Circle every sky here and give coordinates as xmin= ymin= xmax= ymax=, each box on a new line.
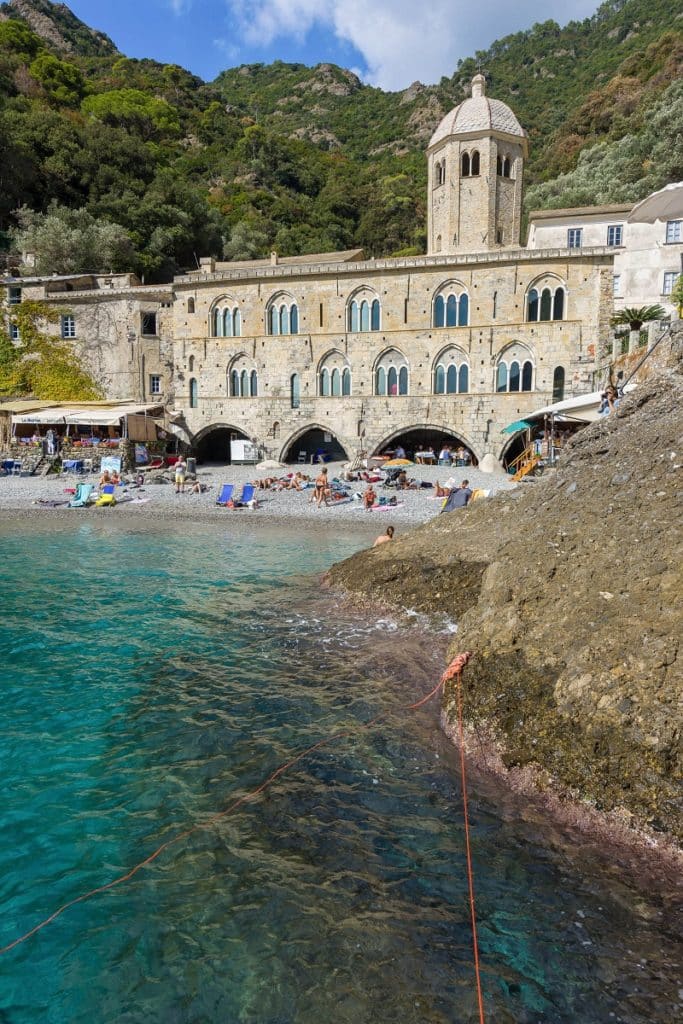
xmin=65 ymin=0 xmax=600 ymax=92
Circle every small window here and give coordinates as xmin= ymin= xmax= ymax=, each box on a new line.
xmin=9 ymin=323 xmax=20 ymax=341
xmin=552 ymin=366 xmax=565 ymax=402
xmin=189 ymin=378 xmax=198 ymax=408
xmin=290 ymin=373 xmax=300 ymax=409
xmin=521 ymin=360 xmax=533 ymax=392
xmin=567 ymin=228 xmax=582 ymax=249
xmin=141 ymin=312 xmax=157 ymax=336
xmin=665 ymin=220 xmax=682 ymax=244
xmin=470 ymin=151 xmax=480 ymax=176
xmin=502 ymin=156 xmax=511 ymax=178
xmin=187 ymin=298 xmax=195 ymax=314
xmin=606 ymin=225 xmax=623 ymax=247
xmin=496 ymin=155 xmax=502 ymax=175
xmin=149 ymin=374 xmax=162 ymax=396
xmin=461 ymin=152 xmax=470 ymax=177
xmin=342 ymin=368 xmax=351 ymax=396
xmin=663 ymin=272 xmax=678 ymax=295
xmin=250 ymin=369 xmax=258 ymax=397
xmin=61 ymin=315 xmax=76 ymax=339
xmin=8 ymin=287 xmax=21 ymax=305
xmin=613 ymin=273 xmax=621 ymax=297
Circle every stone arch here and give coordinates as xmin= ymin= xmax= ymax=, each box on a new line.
xmin=280 ymin=423 xmax=350 ymax=464
xmin=372 ymin=422 xmax=479 ymax=465
xmin=525 ymin=273 xmax=567 ymax=322
xmin=227 ymin=352 xmax=258 ymax=397
xmin=495 ymin=340 xmax=535 ymax=393
xmin=209 ymin=294 xmax=241 ymax=337
xmin=317 ymin=348 xmax=351 ymax=397
xmin=373 ymin=346 xmax=409 ymax=396
xmin=347 ymin=285 xmax=381 ymax=332
xmin=266 ymin=290 xmax=299 ymax=335
xmin=192 ymin=422 xmax=251 ymax=463
xmin=432 ymin=279 xmax=470 ymax=328
xmin=432 ymin=344 xmax=470 ymax=394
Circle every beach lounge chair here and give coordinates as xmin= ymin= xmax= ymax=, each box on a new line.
xmin=69 ymin=483 xmax=93 ymax=508
xmin=95 ymin=483 xmax=116 ymax=507
xmin=216 ymin=483 xmax=234 ymax=506
xmin=231 ymin=484 xmax=256 ymax=508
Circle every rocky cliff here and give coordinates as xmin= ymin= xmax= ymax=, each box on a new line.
xmin=329 ymin=328 xmax=683 ymax=843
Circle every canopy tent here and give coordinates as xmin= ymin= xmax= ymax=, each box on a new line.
xmin=524 ymin=390 xmax=605 ymax=424
xmin=628 ymin=182 xmax=683 ymax=223
xmin=501 ymin=419 xmax=532 ymax=435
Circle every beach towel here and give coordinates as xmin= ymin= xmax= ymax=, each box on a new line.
xmin=69 ymin=483 xmax=93 ymax=508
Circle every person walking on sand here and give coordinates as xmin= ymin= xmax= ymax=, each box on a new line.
xmin=363 ymin=484 xmax=377 ymax=509
xmin=314 ymin=467 xmax=330 ymax=507
xmin=174 ymin=456 xmax=187 ymax=494
xmin=373 ymin=525 xmax=395 ymax=546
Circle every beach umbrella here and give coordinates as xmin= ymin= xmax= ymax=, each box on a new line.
xmin=383 ymin=458 xmax=413 ymax=467
xmin=255 ymin=459 xmax=285 ymax=471
xmin=628 ymin=182 xmax=683 ymax=223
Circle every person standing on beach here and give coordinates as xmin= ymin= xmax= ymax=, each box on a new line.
xmin=174 ymin=456 xmax=187 ymax=494
xmin=314 ymin=467 xmax=330 ymax=507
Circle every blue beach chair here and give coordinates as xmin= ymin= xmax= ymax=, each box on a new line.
xmin=237 ymin=484 xmax=255 ymax=505
xmin=216 ymin=483 xmax=234 ymax=506
xmin=69 ymin=483 xmax=93 ymax=508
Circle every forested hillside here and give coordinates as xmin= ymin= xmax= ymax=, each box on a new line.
xmin=0 ymin=0 xmax=680 ymax=280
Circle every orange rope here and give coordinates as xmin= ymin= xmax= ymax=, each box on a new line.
xmin=447 ymin=652 xmax=486 ymax=1024
xmin=0 ymin=673 xmax=448 ymax=957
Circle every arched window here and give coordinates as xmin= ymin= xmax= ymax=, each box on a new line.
xmin=376 ymin=366 xmax=387 ymax=395
xmin=214 ymin=308 xmax=223 ymax=337
xmin=446 ymin=365 xmax=457 ymax=393
xmin=458 ymin=364 xmax=469 ymax=392
xmin=375 ymin=349 xmax=407 ymax=396
xmin=230 ymin=369 xmax=239 ymax=397
xmin=553 ymin=289 xmax=564 ymax=320
xmin=497 ymin=363 xmax=508 ymax=392
xmin=331 ymin=368 xmax=341 ymax=396
xmin=496 ymin=344 xmax=534 ymax=393
xmin=371 ymin=299 xmax=380 ymax=331
xmin=269 ymin=305 xmax=278 ymax=335
xmin=222 ymin=308 xmax=231 ymax=336
xmin=188 ymin=298 xmax=195 ymax=314
xmin=290 ymin=304 xmax=298 ymax=334
xmin=527 ymin=289 xmax=539 ymax=322
xmin=398 ymin=366 xmax=408 ymax=395
xmin=497 ymin=155 xmax=503 ymax=176
xmin=552 ymin=366 xmax=565 ymax=402
xmin=540 ymin=288 xmax=552 ymax=321
xmin=240 ymin=369 xmax=249 ymax=396
xmin=188 ymin=355 xmax=195 ymax=372
xmin=521 ymin=361 xmax=533 ymax=392
xmin=509 ymin=361 xmax=521 ymax=392
xmin=503 ymin=156 xmax=511 ymax=178
xmin=434 ymin=365 xmax=445 ymax=393
xmin=279 ymin=304 xmax=289 ymax=335
xmin=458 ymin=294 xmax=469 ymax=327
xmin=387 ymin=366 xmax=398 ymax=395
xmin=349 ymin=301 xmax=359 ymax=332
xmin=290 ymin=373 xmax=300 ymax=409
xmin=319 ymin=351 xmax=351 ymax=398
xmin=434 ymin=348 xmax=470 ymax=395
xmin=189 ymin=378 xmax=198 ymax=408
xmin=462 ymin=152 xmax=470 ymax=177
xmin=250 ymin=369 xmax=258 ymax=397
xmin=267 ymin=296 xmax=297 ymax=335
xmin=471 ymin=150 xmax=480 ymax=176
xmin=342 ymin=368 xmax=351 ymax=396
xmin=360 ymin=301 xmax=369 ymax=332
xmin=433 ymin=286 xmax=469 ymax=328
xmin=320 ymin=368 xmax=330 ymax=397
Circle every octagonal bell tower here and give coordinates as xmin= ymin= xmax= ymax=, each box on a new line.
xmin=427 ymin=75 xmax=528 ymax=255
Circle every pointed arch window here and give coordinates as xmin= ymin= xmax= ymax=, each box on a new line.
xmin=433 ymin=352 xmax=469 ymax=395
xmin=398 ymin=366 xmax=408 ymax=395
xmin=320 ymin=368 xmax=330 ymax=397
xmin=458 ymin=364 xmax=469 ymax=392
xmin=349 ymin=301 xmax=359 ymax=332
xmin=376 ymin=366 xmax=387 ymax=395
xmin=527 ymin=281 xmax=566 ymax=322
xmin=189 ymin=378 xmax=198 ymax=408
xmin=387 ymin=366 xmax=398 ymax=395
xmin=433 ymin=286 xmax=469 ymax=328
xmin=267 ymin=298 xmax=298 ymax=335
xmin=331 ymin=368 xmax=341 ymax=396
xmin=540 ymin=288 xmax=552 ymax=321
xmin=509 ymin=361 xmax=521 ymax=392
xmin=250 ymin=369 xmax=258 ymax=397
xmin=290 ymin=373 xmax=300 ymax=409
xmin=269 ymin=305 xmax=278 ymax=335
xmin=230 ymin=369 xmax=240 ymax=397
xmin=446 ymin=365 xmax=457 ymax=393
xmin=342 ymin=367 xmax=351 ymax=396
xmin=214 ymin=308 xmax=223 ymax=337
xmin=371 ymin=299 xmax=380 ymax=331
xmin=360 ymin=300 xmax=369 ymax=332
xmin=471 ymin=151 xmax=480 ymax=176
xmin=527 ymin=289 xmax=538 ymax=322
xmin=279 ymin=305 xmax=289 ymax=335
xmin=521 ymin=361 xmax=533 ymax=392
xmin=348 ymin=294 xmax=380 ymax=332
xmin=553 ymin=289 xmax=564 ymax=320
xmin=497 ymin=362 xmax=508 ymax=392
xmin=503 ymin=156 xmax=511 ymax=178
xmin=461 ymin=152 xmax=470 ymax=177
xmin=290 ymin=304 xmax=298 ymax=334
xmin=240 ymin=369 xmax=249 ymax=396
xmin=434 ymin=365 xmax=445 ymax=393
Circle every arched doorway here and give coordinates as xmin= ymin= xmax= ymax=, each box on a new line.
xmin=500 ymin=430 xmax=529 ymax=471
xmin=282 ymin=426 xmax=348 ymax=464
xmin=373 ymin=426 xmax=478 ymax=466
xmin=193 ymin=424 xmax=250 ymax=463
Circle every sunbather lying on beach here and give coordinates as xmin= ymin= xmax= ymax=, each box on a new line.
xmin=433 ymin=481 xmax=451 ymax=497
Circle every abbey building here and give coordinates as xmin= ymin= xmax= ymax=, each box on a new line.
xmin=4 ymin=76 xmax=619 ymax=464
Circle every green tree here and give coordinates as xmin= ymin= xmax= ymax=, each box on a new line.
xmin=611 ymin=304 xmax=667 ymax=352
xmin=29 ymin=54 xmax=85 ymax=107
xmin=81 ymin=89 xmax=180 ymax=139
xmin=13 ymin=204 xmax=135 ymax=275
xmin=0 ymin=19 xmax=42 ymax=61
xmin=1 ymin=293 xmax=101 ymax=400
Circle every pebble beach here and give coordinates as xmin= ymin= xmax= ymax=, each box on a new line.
xmin=0 ymin=460 xmax=517 ymax=526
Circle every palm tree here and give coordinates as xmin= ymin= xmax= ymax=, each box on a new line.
xmin=611 ymin=305 xmax=666 ymax=353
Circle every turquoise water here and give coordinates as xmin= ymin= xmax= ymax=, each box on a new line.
xmin=0 ymin=519 xmax=680 ymax=1024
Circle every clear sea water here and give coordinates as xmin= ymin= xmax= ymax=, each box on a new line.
xmin=0 ymin=519 xmax=680 ymax=1024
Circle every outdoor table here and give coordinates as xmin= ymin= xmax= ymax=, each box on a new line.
xmin=415 ymin=451 xmax=436 ymax=464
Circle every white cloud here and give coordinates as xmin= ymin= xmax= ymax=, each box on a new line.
xmin=224 ymin=0 xmax=599 ymax=91
xmin=168 ymin=0 xmax=192 ymax=14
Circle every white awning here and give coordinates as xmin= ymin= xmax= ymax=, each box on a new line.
xmin=12 ymin=403 xmax=163 ymax=426
xmin=527 ymin=383 xmax=636 ymax=424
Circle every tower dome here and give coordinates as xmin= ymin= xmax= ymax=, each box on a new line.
xmin=429 ymin=75 xmax=526 ymax=150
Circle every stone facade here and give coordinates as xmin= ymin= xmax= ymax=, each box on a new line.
xmin=3 ymin=77 xmax=623 ymax=464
